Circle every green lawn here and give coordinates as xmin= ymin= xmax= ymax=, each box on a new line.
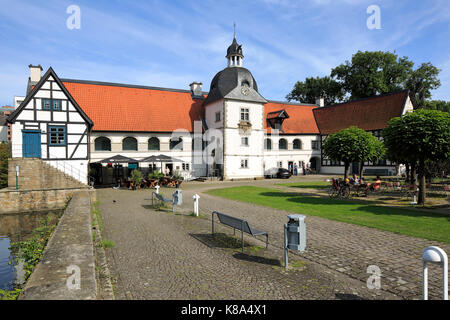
xmin=206 ymin=186 xmax=450 ymax=243
xmin=278 ymin=181 xmax=330 ymax=189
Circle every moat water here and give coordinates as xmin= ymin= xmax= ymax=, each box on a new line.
xmin=0 ymin=210 xmax=62 ymax=291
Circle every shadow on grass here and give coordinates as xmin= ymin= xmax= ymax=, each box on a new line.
xmin=259 ymin=192 xmax=450 ymax=221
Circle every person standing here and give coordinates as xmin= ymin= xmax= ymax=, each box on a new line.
xmin=302 ymin=162 xmax=306 ymax=175
xmin=165 ymin=166 xmax=170 ymax=176
xmin=294 ymin=163 xmax=298 ymax=176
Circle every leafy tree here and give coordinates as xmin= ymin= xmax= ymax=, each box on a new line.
xmin=286 ymin=76 xmax=344 ymax=105
xmin=130 ymin=169 xmax=143 ymax=189
xmin=331 ymin=51 xmax=414 ymax=100
xmin=0 ymin=142 xmax=11 ymax=188
xmin=383 ymin=109 xmax=450 ymax=205
xmin=424 ymin=100 xmax=450 ymax=113
xmin=406 ymin=62 xmax=441 ymax=109
xmin=323 ymin=126 xmax=385 ymax=179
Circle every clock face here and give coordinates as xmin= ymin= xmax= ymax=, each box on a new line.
xmin=241 ymin=86 xmax=250 ymax=96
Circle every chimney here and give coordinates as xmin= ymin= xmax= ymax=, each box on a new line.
xmin=189 ymin=82 xmax=203 ymax=97
xmin=315 ymin=97 xmax=325 ymax=107
xmin=29 ymin=64 xmax=43 ymax=83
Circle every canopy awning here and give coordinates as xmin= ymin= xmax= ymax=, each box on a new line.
xmin=96 ymin=154 xmax=140 ymax=164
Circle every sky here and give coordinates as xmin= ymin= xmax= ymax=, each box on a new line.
xmin=0 ymin=0 xmax=449 ymax=106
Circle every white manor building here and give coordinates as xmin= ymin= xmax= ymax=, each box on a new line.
xmin=7 ymin=38 xmax=414 ymax=185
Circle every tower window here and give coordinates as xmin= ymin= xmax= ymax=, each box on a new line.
xmin=240 ymin=108 xmax=249 ymax=121
xmin=241 ymin=137 xmax=249 ymax=146
xmin=215 ymin=111 xmax=221 ymax=122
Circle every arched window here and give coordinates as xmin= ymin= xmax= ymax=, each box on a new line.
xmin=122 ymin=137 xmax=138 ymax=151
xmin=279 ymin=138 xmax=287 ymax=150
xmin=148 ymin=137 xmax=160 ymax=151
xmin=94 ymin=137 xmax=111 ymax=151
xmin=293 ymin=139 xmax=302 ymax=150
xmin=264 ymin=138 xmax=272 ymax=150
xmin=170 ymin=137 xmax=183 ymax=150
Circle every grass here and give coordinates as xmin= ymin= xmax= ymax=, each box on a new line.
xmin=206 ymin=186 xmax=450 ymax=243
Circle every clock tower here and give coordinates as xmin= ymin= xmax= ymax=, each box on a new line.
xmin=203 ymin=35 xmax=267 ymax=180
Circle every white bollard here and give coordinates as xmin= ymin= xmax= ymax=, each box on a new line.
xmin=155 ymin=185 xmax=160 ymax=194
xmin=192 ymin=194 xmax=200 ymax=217
xmin=422 ymin=246 xmax=448 ymax=300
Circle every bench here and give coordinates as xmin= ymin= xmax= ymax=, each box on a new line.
xmin=364 ymin=168 xmax=389 ymax=176
xmin=152 ymin=192 xmax=178 ymax=213
xmin=212 ymin=211 xmax=268 ymax=253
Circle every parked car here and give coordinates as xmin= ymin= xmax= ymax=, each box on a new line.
xmin=276 ymin=168 xmax=292 ymax=179
xmin=265 ymin=167 xmax=292 ymax=179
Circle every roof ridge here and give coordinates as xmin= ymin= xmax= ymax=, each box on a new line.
xmin=61 ymin=78 xmax=209 ymax=96
xmin=313 ymin=89 xmax=409 ymax=110
xmin=268 ymin=100 xmax=318 ymax=106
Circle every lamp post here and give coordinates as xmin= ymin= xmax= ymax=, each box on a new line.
xmin=422 ymin=246 xmax=448 ymax=300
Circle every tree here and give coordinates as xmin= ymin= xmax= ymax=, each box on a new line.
xmin=0 ymin=142 xmax=11 ymax=188
xmin=331 ymin=51 xmax=414 ymax=100
xmin=424 ymin=100 xmax=450 ymax=113
xmin=286 ymin=76 xmax=344 ymax=105
xmin=406 ymin=62 xmax=441 ymax=109
xmin=383 ymin=109 xmax=450 ymax=205
xmin=323 ymin=126 xmax=385 ymax=179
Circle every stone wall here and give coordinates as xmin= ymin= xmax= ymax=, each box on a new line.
xmin=0 ymin=188 xmax=94 ymax=214
xmin=8 ymin=158 xmax=86 ymax=190
xmin=20 ymin=190 xmax=97 ymax=300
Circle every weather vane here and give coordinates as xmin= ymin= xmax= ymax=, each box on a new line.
xmin=233 ymin=22 xmax=236 ymax=38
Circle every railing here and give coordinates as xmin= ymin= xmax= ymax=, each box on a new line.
xmin=11 ymin=144 xmax=88 ymax=185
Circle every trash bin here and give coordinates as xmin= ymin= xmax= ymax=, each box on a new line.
xmin=286 ymin=214 xmax=306 ymax=252
xmin=172 ymin=189 xmax=183 ymax=205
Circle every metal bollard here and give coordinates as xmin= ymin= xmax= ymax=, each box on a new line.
xmin=192 ymin=194 xmax=200 ymax=217
xmin=155 ymin=185 xmax=160 ymax=194
xmin=422 ymin=246 xmax=448 ymax=300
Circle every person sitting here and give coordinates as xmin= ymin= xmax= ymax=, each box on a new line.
xmin=350 ymin=174 xmax=360 ymax=185
xmin=371 ymin=175 xmax=382 ymax=191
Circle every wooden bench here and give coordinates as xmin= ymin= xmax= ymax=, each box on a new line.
xmin=212 ymin=211 xmax=268 ymax=252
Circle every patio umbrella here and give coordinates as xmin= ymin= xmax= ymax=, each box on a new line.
xmin=140 ymin=154 xmax=184 ymax=174
xmin=96 ymin=154 xmax=140 ymax=164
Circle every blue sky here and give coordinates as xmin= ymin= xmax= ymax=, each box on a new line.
xmin=0 ymin=0 xmax=449 ymax=106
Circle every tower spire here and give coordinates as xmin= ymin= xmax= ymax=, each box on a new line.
xmin=226 ymin=23 xmax=243 ymax=67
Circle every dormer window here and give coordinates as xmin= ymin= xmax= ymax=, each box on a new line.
xmin=266 ymin=109 xmax=289 ymax=132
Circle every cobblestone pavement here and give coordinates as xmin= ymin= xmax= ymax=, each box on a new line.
xmin=98 ymin=186 xmax=400 ymax=300
xmin=98 ymin=176 xmax=448 ymax=300
xmin=178 ymin=177 xmax=449 ymax=300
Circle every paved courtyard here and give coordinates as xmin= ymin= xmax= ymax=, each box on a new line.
xmin=97 ymin=176 xmax=449 ymax=300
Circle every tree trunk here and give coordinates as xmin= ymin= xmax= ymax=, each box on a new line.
xmin=359 ymin=162 xmax=364 ymax=179
xmin=344 ymin=163 xmax=349 ymax=180
xmin=405 ymin=163 xmax=410 ymax=182
xmin=410 ymin=162 xmax=417 ymax=185
xmin=418 ymin=158 xmax=426 ymax=205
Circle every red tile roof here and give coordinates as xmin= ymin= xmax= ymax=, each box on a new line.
xmin=62 ymin=81 xmax=205 ymax=132
xmin=313 ymin=90 xmax=409 ymax=135
xmin=265 ymin=102 xmax=319 ymax=134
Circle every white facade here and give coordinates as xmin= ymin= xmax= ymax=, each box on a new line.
xmin=9 ymin=69 xmax=91 ymax=184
